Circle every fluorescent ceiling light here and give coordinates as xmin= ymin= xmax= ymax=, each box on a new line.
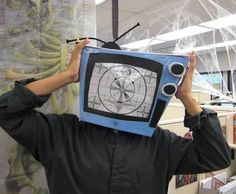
xmin=200 ymin=14 xmax=236 ymax=29
xmin=120 ymin=15 xmax=236 ymax=49
xmin=121 ymin=38 xmax=166 ymax=49
xmin=95 ymin=0 xmax=106 ymax=5
xmin=173 ymin=39 xmax=236 ymax=54
xmin=155 ymin=26 xmax=212 ymax=41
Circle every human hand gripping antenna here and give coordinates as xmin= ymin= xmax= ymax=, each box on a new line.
xmin=66 ymin=23 xmax=190 ymax=136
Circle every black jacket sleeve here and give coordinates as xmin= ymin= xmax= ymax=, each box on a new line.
xmin=168 ymin=108 xmax=231 ymax=175
xmin=0 ymin=79 xmax=80 ymax=165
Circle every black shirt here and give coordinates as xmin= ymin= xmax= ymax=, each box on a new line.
xmin=0 ymin=79 xmax=231 ymax=194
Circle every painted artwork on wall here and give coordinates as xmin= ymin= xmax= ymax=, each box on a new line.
xmin=0 ymin=0 xmax=96 ymax=194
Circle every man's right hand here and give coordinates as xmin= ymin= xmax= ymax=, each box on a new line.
xmin=66 ymin=38 xmax=90 ymax=83
xmin=26 ymin=38 xmax=90 ymax=96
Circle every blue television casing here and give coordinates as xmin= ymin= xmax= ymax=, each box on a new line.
xmin=79 ymin=46 xmax=189 ymax=136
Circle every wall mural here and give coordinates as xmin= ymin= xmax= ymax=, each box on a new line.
xmin=0 ymin=0 xmax=96 ymax=193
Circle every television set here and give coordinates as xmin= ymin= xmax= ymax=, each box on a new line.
xmin=79 ymin=46 xmax=189 ymax=136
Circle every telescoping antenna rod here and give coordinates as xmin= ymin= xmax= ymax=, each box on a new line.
xmin=113 ymin=22 xmax=140 ymax=43
xmin=66 ymin=37 xmax=106 ymax=44
xmin=66 ymin=22 xmax=140 ymax=45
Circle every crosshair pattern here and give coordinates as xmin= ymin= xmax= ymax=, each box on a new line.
xmin=137 ymin=105 xmax=150 ymax=117
xmin=94 ymin=63 xmax=108 ymax=74
xmin=144 ymin=71 xmax=157 ymax=84
xmin=88 ymin=96 xmax=101 ymax=109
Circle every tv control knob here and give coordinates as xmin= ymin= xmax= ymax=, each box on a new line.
xmin=162 ymin=83 xmax=177 ymax=96
xmin=169 ymin=63 xmax=186 ymax=77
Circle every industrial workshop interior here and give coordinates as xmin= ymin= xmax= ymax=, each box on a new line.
xmin=0 ymin=0 xmax=236 ymax=194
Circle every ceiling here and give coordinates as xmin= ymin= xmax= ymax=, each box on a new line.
xmin=96 ymin=0 xmax=178 ymax=43
xmin=96 ymin=0 xmax=236 ymax=53
xmin=96 ymin=0 xmax=160 ymax=34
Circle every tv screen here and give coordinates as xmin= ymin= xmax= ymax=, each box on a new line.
xmin=84 ymin=53 xmax=163 ymax=122
xmin=80 ymin=46 xmax=189 ymax=136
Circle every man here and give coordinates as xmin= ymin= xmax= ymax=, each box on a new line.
xmin=0 ymin=39 xmax=231 ymax=194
